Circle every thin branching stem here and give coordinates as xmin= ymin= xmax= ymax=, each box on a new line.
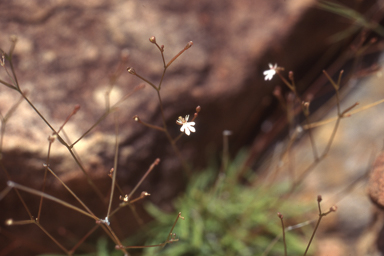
xmin=19 ymin=91 xmax=57 ymax=133
xmin=15 ymin=96 xmax=106 ymax=200
xmin=71 ymin=84 xmax=144 ymax=147
xmin=278 ymin=214 xmax=287 ymax=256
xmin=45 ymin=166 xmax=97 ymax=217
xmin=163 ymin=212 xmax=184 ymax=248
xmin=65 ymin=147 xmax=105 ymax=202
xmin=134 ymin=72 xmax=158 ymax=90
xmin=37 ymin=140 xmax=54 ymax=221
xmin=1 ymin=49 xmax=139 ymax=203
xmin=108 ymin=159 xmax=159 ymax=218
xmin=221 ymin=130 xmax=232 ymax=173
xmin=158 ymin=68 xmax=167 ymax=91
xmin=128 ymin=39 xmax=196 ymax=178
xmin=7 ymin=181 xmax=98 ymax=220
xmin=0 ymin=186 xmax=12 ymax=201
xmin=129 ymin=204 xmax=144 ymax=226
xmin=0 ymin=93 xmax=23 ymax=155
xmin=0 ymin=78 xmax=17 ymax=90
xmin=166 ymin=42 xmax=193 ymax=68
xmin=104 ymin=224 xmax=128 ymax=255
xmin=133 ymin=116 xmax=166 ymax=132
xmin=128 ymin=158 xmax=160 ymax=198
xmin=35 ymin=222 xmax=70 ymax=255
xmin=69 ymin=225 xmax=99 ymax=254
xmin=71 ymin=111 xmax=109 ymax=147
xmin=107 ymin=113 xmax=120 ymax=218
xmin=0 ymin=162 xmax=34 ymax=219
xmin=277 ymin=71 xmax=319 ymax=160
xmin=303 ymin=215 xmax=321 ymax=256
xmin=0 ymin=37 xmax=185 ymax=256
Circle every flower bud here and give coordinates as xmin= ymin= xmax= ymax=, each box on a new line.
xmin=121 ymin=48 xmax=130 ymax=60
xmin=141 ymin=191 xmax=150 ymax=197
xmin=185 ymin=41 xmax=193 ymax=49
xmin=149 ymin=36 xmax=156 ymax=43
xmin=10 ymin=35 xmax=17 ymax=43
xmin=48 ymin=134 xmax=57 ymax=143
xmin=127 ymin=67 xmax=136 ymax=75
xmin=289 ymin=71 xmax=294 ymax=81
xmin=5 ymin=219 xmax=13 ymax=225
xmin=223 ymin=130 xmax=232 ymax=136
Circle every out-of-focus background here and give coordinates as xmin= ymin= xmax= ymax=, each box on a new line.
xmin=1 ymin=0 xmax=384 ymax=255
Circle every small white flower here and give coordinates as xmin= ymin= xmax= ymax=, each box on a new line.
xmin=176 ymin=115 xmax=196 ymax=136
xmin=263 ymin=63 xmax=278 ymax=81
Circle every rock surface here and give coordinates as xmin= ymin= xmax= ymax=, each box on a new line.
xmin=0 ymin=0 xmax=382 ymax=255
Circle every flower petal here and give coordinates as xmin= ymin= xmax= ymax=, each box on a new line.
xmin=188 ymin=126 xmax=196 ymax=133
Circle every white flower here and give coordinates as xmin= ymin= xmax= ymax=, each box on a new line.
xmin=176 ymin=115 xmax=196 ymax=136
xmin=263 ymin=63 xmax=278 ymax=81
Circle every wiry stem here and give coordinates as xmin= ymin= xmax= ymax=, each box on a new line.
xmin=303 ymin=196 xmax=337 ymax=256
xmin=7 ymin=181 xmax=98 ymax=220
xmin=107 ymin=113 xmax=120 ymax=218
xmin=129 ymin=39 xmax=196 ymax=177
xmin=277 ymin=212 xmax=287 ymax=256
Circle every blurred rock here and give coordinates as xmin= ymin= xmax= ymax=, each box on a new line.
xmin=369 ymin=151 xmax=384 ymax=209
xmin=0 ymin=0 xmax=382 ymax=254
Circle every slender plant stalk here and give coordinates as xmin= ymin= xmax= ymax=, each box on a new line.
xmin=109 ymin=159 xmax=159 ymax=217
xmin=45 ymin=166 xmax=96 ymax=217
xmin=35 ymin=222 xmax=70 ymax=255
xmin=0 ymin=36 xmax=187 ymax=256
xmin=121 ymin=212 xmax=183 ymax=250
xmin=37 ymin=140 xmax=53 ymax=221
xmin=7 ymin=181 xmax=98 ymax=220
xmin=107 ymin=113 xmax=120 ymax=218
xmin=277 ymin=213 xmax=287 ymax=256
xmin=128 ymin=158 xmax=160 ymax=198
xmin=128 ymin=39 xmax=195 ymax=177
xmin=69 ymin=225 xmax=99 ymax=254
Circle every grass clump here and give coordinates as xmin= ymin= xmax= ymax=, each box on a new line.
xmin=142 ymin=151 xmax=313 ymax=256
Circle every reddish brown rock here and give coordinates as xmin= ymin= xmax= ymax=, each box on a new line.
xmin=0 ymin=0 xmax=382 ymax=255
xmin=369 ymin=151 xmax=384 ymax=208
